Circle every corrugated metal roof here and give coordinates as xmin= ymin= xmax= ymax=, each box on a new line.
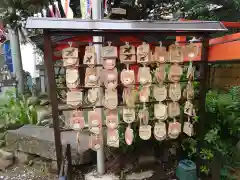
xmin=26 ymin=17 xmax=227 ymax=32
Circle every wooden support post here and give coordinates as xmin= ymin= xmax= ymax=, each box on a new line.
xmin=212 ymin=153 xmax=221 ymax=180
xmin=197 ymin=34 xmax=210 ymax=178
xmin=43 ymin=30 xmax=62 ymax=173
xmin=66 ymin=144 xmax=73 ymax=180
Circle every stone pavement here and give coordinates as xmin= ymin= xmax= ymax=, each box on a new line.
xmin=0 ymin=165 xmax=57 ymax=180
xmin=85 ymin=170 xmax=154 ymax=180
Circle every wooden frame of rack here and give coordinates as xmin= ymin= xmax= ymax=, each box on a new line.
xmin=26 ymin=17 xmax=227 ymax=179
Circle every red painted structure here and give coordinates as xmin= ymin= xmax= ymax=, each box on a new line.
xmin=52 ymin=20 xmax=240 ymax=63
xmin=50 ymin=21 xmax=240 ymax=84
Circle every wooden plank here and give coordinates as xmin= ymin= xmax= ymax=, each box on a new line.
xmin=43 ymin=30 xmax=62 ymax=173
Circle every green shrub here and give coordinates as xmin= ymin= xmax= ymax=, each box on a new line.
xmin=0 ymin=90 xmax=38 ymax=128
xmin=182 ymin=86 xmax=240 ymax=178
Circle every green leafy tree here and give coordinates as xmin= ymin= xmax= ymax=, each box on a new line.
xmin=0 ymin=0 xmax=49 ymax=28
xmin=111 ymin=0 xmax=240 ymax=22
xmin=182 ymin=0 xmax=240 ymax=21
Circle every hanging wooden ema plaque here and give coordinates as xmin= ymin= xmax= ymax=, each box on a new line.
xmin=154 ymin=102 xmax=168 ymax=121
xmin=107 ymin=129 xmax=119 ymax=148
xmin=123 ymin=108 xmax=135 ymax=145
xmin=63 ymin=43 xmax=83 ymax=108
xmin=154 ymin=121 xmax=167 ymax=141
xmin=102 ymin=41 xmax=118 ymax=58
xmin=62 ymin=42 xmax=79 ymax=67
xmin=66 ymin=82 xmax=83 ymax=107
xmin=120 ymin=42 xmax=136 ymax=64
xmin=121 ymin=68 xmax=135 ymax=87
xmin=103 ymin=89 xmax=118 ymax=110
xmin=120 ymin=41 xmax=136 ymax=146
xmin=153 ymin=83 xmax=168 ymax=122
xmin=169 ymin=43 xmax=184 ymax=64
xmin=87 ymin=88 xmax=99 ymax=104
xmin=66 ymin=83 xmax=82 ymax=111
xmin=183 ymin=100 xmax=195 ymax=137
xmin=183 ymin=58 xmax=196 ymax=137
xmin=106 ymin=109 xmax=119 ymax=130
xmin=155 ymin=64 xmax=166 ymax=85
xmin=89 ymin=134 xmax=103 ymax=151
xmin=168 ymin=64 xmax=183 ymax=83
xmin=88 ymin=108 xmax=103 ymax=151
xmin=70 ymin=110 xmax=85 ymax=131
xmin=183 ymin=80 xmax=194 ymax=100
xmin=84 ymin=43 xmax=96 ymax=66
xmin=153 ymin=85 xmax=167 ymax=102
xmin=184 ymin=40 xmax=199 ymax=60
xmin=169 ymin=83 xmax=182 ymax=102
xmin=88 ymin=109 xmax=102 ymax=135
xmin=153 ymin=76 xmax=168 ymax=141
xmin=120 ymin=42 xmax=136 ymax=87
xmin=137 ymin=42 xmax=151 ymax=63
xmin=154 ymin=41 xmax=169 ymax=64
xmin=83 ymin=44 xmax=100 ymax=106
xmin=103 ymin=41 xmax=118 ymax=71
xmin=66 ymin=68 xmax=80 ymax=89
xmin=168 ymin=102 xmax=181 ymax=139
xmin=137 ymin=42 xmax=151 ymax=106
xmin=106 ymin=109 xmax=119 ymax=148
xmin=138 ymin=107 xmax=151 ymax=140
xmin=138 ymin=66 xmax=152 ymax=85
xmin=137 ymin=42 xmax=152 ymax=85
xmin=103 ymin=58 xmax=116 ymax=70
xmin=85 ymin=67 xmax=99 ymax=87
xmin=136 ymin=41 xmax=152 ymax=141
xmin=102 ymin=68 xmax=118 ymax=90
xmin=123 ymin=87 xmax=138 ymax=108
xmin=139 ymin=86 xmax=150 ymax=103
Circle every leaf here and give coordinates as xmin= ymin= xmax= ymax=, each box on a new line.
xmin=204 ymin=128 xmax=219 ymax=143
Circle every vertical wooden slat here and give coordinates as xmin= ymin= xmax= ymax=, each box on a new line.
xmin=43 ymin=30 xmax=62 ymax=173
xmin=197 ymin=34 xmax=210 ymax=178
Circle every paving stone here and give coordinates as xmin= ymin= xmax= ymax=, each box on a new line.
xmin=6 ymin=125 xmax=94 ymax=165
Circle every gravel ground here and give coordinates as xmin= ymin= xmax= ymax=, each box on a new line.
xmin=0 ymin=165 xmax=57 ymax=180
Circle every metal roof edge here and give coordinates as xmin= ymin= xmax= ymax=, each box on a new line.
xmin=26 ymin=17 xmax=228 ymax=32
